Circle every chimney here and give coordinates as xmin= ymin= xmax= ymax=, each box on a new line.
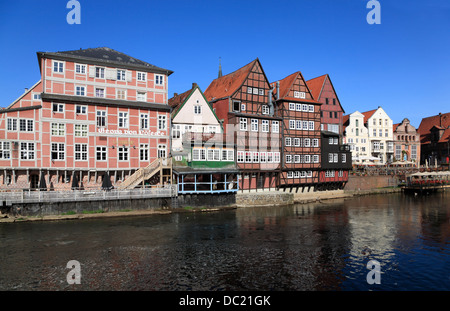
xmin=439 ymin=112 xmax=442 ymax=127
xmin=192 ymin=83 xmax=197 ymax=89
xmin=24 ymin=88 xmax=28 ymax=93
xmin=174 ymin=93 xmax=178 ymax=97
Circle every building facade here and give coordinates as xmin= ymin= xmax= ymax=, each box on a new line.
xmin=418 ymin=112 xmax=450 ymax=166
xmin=0 ymin=47 xmax=173 ymax=190
xmin=364 ymin=107 xmax=394 ymax=164
xmin=343 ymin=111 xmax=371 ymax=163
xmin=307 ymin=74 xmax=345 ymax=136
xmin=393 ymin=118 xmax=420 ymax=166
xmin=272 ymin=71 xmax=322 ymax=190
xmin=204 ymin=59 xmax=282 ymax=191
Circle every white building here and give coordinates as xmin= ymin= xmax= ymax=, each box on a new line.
xmin=343 ymin=111 xmax=371 ymax=163
xmin=344 ymin=107 xmax=394 ymax=164
xmin=169 ymin=83 xmax=222 ymax=152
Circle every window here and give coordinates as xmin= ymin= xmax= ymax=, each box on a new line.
xmin=75 ymin=64 xmax=86 ymax=74
xmin=118 ymin=147 xmax=129 ymax=161
xmin=157 ymin=145 xmax=166 ymax=158
xmin=172 ymin=124 xmax=181 ymax=139
xmin=338 ymin=170 xmax=343 ymax=177
xmin=274 ymin=152 xmax=280 ymax=163
xmin=117 ymin=70 xmax=126 ymax=81
xmin=302 ymin=104 xmax=308 ymax=112
xmin=313 ymin=155 xmax=319 ymax=163
xmin=53 ymin=61 xmax=64 ymax=73
xmin=233 ymin=101 xmax=241 ymax=112
xmin=51 ymin=123 xmax=65 ymax=136
xmin=253 ymin=88 xmax=258 ymax=95
xmin=385 ymin=129 xmax=389 ymax=137
xmin=261 ymin=120 xmax=269 ymax=132
xmin=289 ymin=103 xmax=296 ymax=111
xmin=379 ymin=129 xmax=383 ymax=137
xmin=296 ymin=104 xmax=302 ymax=111
xmin=329 ymin=137 xmax=334 ymax=145
xmin=259 ymin=89 xmax=264 ymax=96
xmin=373 ymin=129 xmax=377 ymax=137
xmin=304 ymin=138 xmax=311 ymax=147
xmin=303 ymin=121 xmax=308 ymax=130
xmin=411 ymin=145 xmax=417 ymax=160
xmin=96 ymin=111 xmax=106 ymax=127
xmin=294 ymin=171 xmax=300 ymax=178
xmin=76 ymin=105 xmax=87 ymax=114
xmin=308 ymin=121 xmax=314 ymax=131
xmin=117 ymin=89 xmax=127 ymax=100
xmin=155 ymin=74 xmax=164 ymax=85
xmin=329 ymin=153 xmax=334 ymax=163
xmin=96 ymin=146 xmax=107 ymax=161
xmin=333 ymin=99 xmax=336 ymax=105
xmin=334 ymin=153 xmax=338 ymax=163
xmin=289 ymin=120 xmax=295 ymax=129
xmin=237 ymin=151 xmax=244 ymax=163
xmin=137 ymin=92 xmax=146 ymax=102
xmin=287 ymin=171 xmax=294 ymax=179
xmin=313 ymin=139 xmax=319 ymax=147
xmin=207 ymin=149 xmax=220 ymax=161
xmin=342 ymin=153 xmax=347 ymax=163
xmin=262 ymin=105 xmax=269 ymax=115
xmin=241 ymin=104 xmax=246 ymax=111
xmin=75 ymin=144 xmax=88 ymax=161
xmin=307 ymin=171 xmax=313 ymax=178
xmin=294 ymin=91 xmax=300 ymax=98
xmin=140 ymin=114 xmax=149 ymax=129
xmin=7 ymin=119 xmax=17 ymax=131
xmin=294 ymin=138 xmax=300 ymax=147
xmin=140 ymin=144 xmax=149 ymax=161
xmin=31 ymin=93 xmax=41 ymax=100
xmin=194 ymin=105 xmax=202 ymax=115
xmin=252 ymin=152 xmax=259 ymax=163
xmin=222 ymin=149 xmax=234 ymax=161
xmin=95 ymin=88 xmax=105 ymax=98
xmin=305 ymin=155 xmax=311 ymax=163
xmin=260 ymin=152 xmax=266 ymax=163
xmin=294 ymin=155 xmax=300 ymax=163
xmin=0 ymin=142 xmax=11 ymax=159
xmin=52 ymin=103 xmax=64 ymax=113
xmin=19 ymin=119 xmax=33 ymax=132
xmin=158 ymin=115 xmax=167 ymax=130
xmin=247 ymin=87 xmax=253 ymax=94
xmin=309 ymin=105 xmax=314 ymax=112
xmin=267 ymin=152 xmax=273 ymax=162
xmin=137 ymin=72 xmax=147 ymax=82
xmin=20 ymin=142 xmax=35 ymax=160
xmin=240 ymin=118 xmax=248 ymax=131
xmin=74 ymin=124 xmax=88 ymax=137
xmin=251 ymin=119 xmax=258 ymax=132
xmin=286 ymin=155 xmax=292 ymax=163
xmin=296 ymin=120 xmax=302 ymax=130
xmin=96 ymin=67 xmax=105 ymax=78
xmin=193 ymin=148 xmax=206 ymax=161
xmin=272 ymin=121 xmax=279 ymax=133
xmin=76 ymin=86 xmax=86 ymax=96
xmin=245 ymin=152 xmax=252 ymax=163
xmin=118 ymin=112 xmax=128 ymax=128
xmin=285 ymin=137 xmax=292 ymax=146
xmin=51 ymin=143 xmax=65 ymax=160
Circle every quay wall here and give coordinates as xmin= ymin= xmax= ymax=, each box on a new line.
xmin=344 ymin=175 xmax=400 ymax=191
xmin=236 ymin=191 xmax=294 ymax=207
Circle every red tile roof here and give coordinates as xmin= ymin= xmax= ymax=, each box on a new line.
xmin=393 ymin=123 xmax=400 ymax=132
xmin=361 ymin=109 xmax=377 ymax=121
xmin=418 ymin=112 xmax=450 ymax=144
xmin=204 ymin=59 xmax=257 ymax=102
xmin=306 ymin=74 xmax=327 ymax=100
xmin=271 ymin=71 xmax=321 ymax=104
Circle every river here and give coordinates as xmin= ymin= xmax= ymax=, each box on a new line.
xmin=0 ymin=192 xmax=449 ymax=291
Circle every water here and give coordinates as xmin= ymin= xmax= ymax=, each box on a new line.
xmin=0 ymin=192 xmax=449 ymax=291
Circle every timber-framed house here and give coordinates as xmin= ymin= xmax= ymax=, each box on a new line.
xmin=272 ymin=71 xmax=322 ymax=191
xmin=204 ymin=59 xmax=282 ymax=191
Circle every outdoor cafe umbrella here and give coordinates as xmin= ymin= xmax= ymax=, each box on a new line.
xmin=38 ymin=173 xmax=47 ymax=191
xmin=102 ymin=172 xmax=113 ymax=191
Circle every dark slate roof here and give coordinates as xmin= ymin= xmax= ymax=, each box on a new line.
xmin=37 ymin=47 xmax=173 ymax=75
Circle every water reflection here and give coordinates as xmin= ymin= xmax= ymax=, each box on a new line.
xmin=0 ymin=192 xmax=449 ymax=290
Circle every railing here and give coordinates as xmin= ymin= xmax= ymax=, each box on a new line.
xmin=0 ymin=185 xmax=177 ymax=205
xmin=117 ymin=158 xmax=168 ymax=190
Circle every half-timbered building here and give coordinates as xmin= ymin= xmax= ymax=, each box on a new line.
xmin=204 ymin=59 xmax=281 ymax=191
xmin=271 ymin=71 xmax=322 ymax=191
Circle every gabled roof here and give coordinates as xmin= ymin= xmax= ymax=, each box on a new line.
xmin=307 ymin=74 xmax=345 ymax=113
xmin=393 ymin=123 xmax=400 ymax=132
xmin=271 ymin=71 xmax=320 ymax=104
xmin=204 ymin=59 xmax=258 ymax=102
xmin=169 ymin=84 xmax=223 ymax=130
xmin=37 ymin=47 xmax=173 ymax=75
xmin=418 ymin=112 xmax=450 ymax=144
xmin=361 ymin=109 xmax=377 ymax=121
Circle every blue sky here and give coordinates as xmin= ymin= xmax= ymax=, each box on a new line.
xmin=0 ymin=0 xmax=449 ymax=127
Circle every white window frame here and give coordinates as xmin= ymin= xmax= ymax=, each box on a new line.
xmin=74 ymin=124 xmax=88 ymax=137
xmin=158 ymin=115 xmax=167 ymax=130
xmin=118 ymin=146 xmax=129 ymax=161
xmin=240 ymin=118 xmax=248 ymax=131
xmin=237 ymin=151 xmax=245 ymax=163
xmin=96 ymin=110 xmax=107 ymax=127
xmin=261 ymin=120 xmax=269 ymax=132
xmin=272 ymin=121 xmax=279 ymax=133
xmin=51 ymin=143 xmax=65 ymax=161
xmin=286 ymin=154 xmax=292 ymax=163
xmin=140 ymin=144 xmax=149 ymax=161
xmin=76 ymin=105 xmax=87 ymax=114
xmin=289 ymin=103 xmax=296 ymax=111
xmin=74 ymin=143 xmax=88 ymax=161
xmin=75 ymin=63 xmax=86 ymax=74
xmin=52 ymin=103 xmax=64 ymax=113
xmin=96 ymin=146 xmax=107 ymax=161
xmin=51 ymin=123 xmax=65 ymax=136
xmin=53 ymin=61 xmax=64 ymax=73
xmin=140 ymin=113 xmax=149 ymax=130
xmin=0 ymin=142 xmax=11 ymax=160
xmin=117 ymin=69 xmax=126 ymax=81
xmin=117 ymin=89 xmax=127 ymax=100
xmin=76 ymin=85 xmax=86 ymax=96
xmin=137 ymin=72 xmax=147 ymax=82
xmin=137 ymin=91 xmax=147 ymax=102
xmin=20 ymin=142 xmax=35 ymax=160
xmin=118 ymin=112 xmax=129 ymax=128
xmin=251 ymin=119 xmax=258 ymax=132
xmin=95 ymin=67 xmax=105 ymax=79
xmin=155 ymin=74 xmax=164 ymax=85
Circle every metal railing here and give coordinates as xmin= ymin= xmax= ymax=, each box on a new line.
xmin=0 ymin=185 xmax=177 ymax=205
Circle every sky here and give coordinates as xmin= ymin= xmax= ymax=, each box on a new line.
xmin=0 ymin=0 xmax=449 ymax=128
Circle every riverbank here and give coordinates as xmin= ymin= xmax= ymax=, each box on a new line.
xmin=0 ymin=186 xmax=408 ymax=223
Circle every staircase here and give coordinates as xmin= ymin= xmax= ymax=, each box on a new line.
xmin=117 ymin=158 xmax=172 ymax=190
